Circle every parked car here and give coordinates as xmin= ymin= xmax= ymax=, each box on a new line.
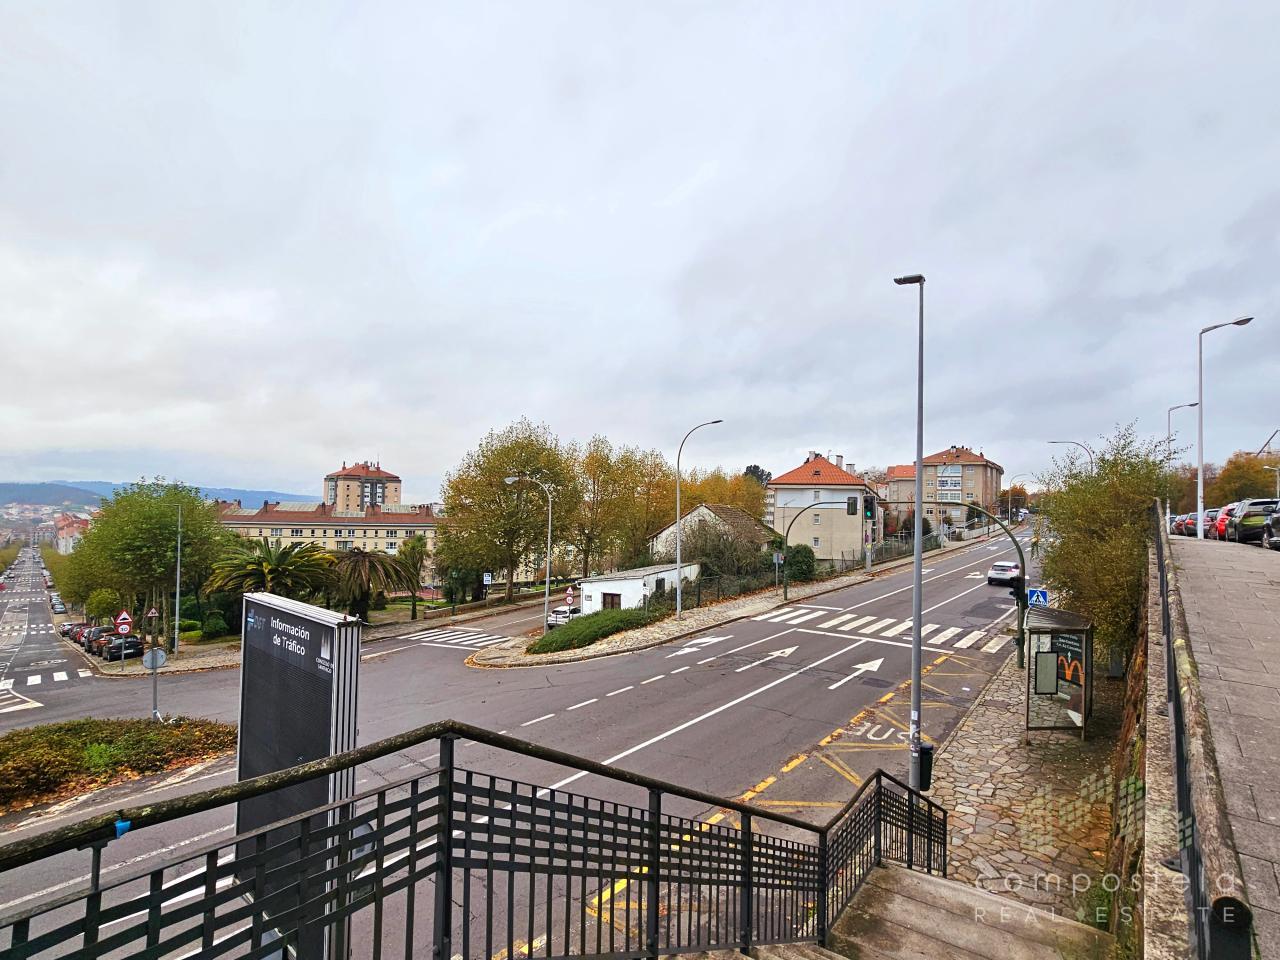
xmin=1201 ymin=508 xmax=1219 ymax=534
xmin=987 ymin=560 xmax=1022 ymax=586
xmin=51 ymin=602 xmax=66 ymax=614
xmin=1214 ymin=503 xmax=1239 ymax=540
xmin=546 ymin=605 xmax=583 ymax=628
xmin=86 ymin=627 xmax=116 ymax=657
xmin=1264 ymin=512 xmax=1280 ymax=551
xmin=102 ymin=635 xmax=143 ymax=661
xmin=1171 ymin=514 xmax=1187 ymax=536
xmin=1228 ymin=498 xmax=1278 ymax=544
xmin=61 ymin=621 xmax=87 ymax=638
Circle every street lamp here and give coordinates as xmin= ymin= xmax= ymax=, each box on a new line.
xmin=1198 ymin=317 xmax=1253 ymax=538
xmin=675 ymin=419 xmax=723 ymax=618
xmin=1048 ymin=440 xmax=1095 ymax=472
xmin=894 ymin=272 xmax=926 ymax=792
xmin=505 ymin=475 xmax=553 ymax=635
xmin=1166 ymin=401 xmax=1198 ymax=529
xmin=1265 ymin=466 xmax=1280 ymax=500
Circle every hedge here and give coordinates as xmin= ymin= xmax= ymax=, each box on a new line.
xmin=527 ymin=608 xmax=652 ymax=654
xmin=0 ymin=717 xmax=237 ymax=809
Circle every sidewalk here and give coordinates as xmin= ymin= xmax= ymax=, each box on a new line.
xmin=1169 ymin=537 xmax=1280 ymax=952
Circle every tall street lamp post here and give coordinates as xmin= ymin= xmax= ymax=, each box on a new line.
xmin=1048 ymin=440 xmax=1095 ymax=472
xmin=505 ymin=475 xmax=553 ymax=636
xmin=894 ymin=272 xmax=926 ymax=792
xmin=1166 ymin=401 xmax=1198 ymax=528
xmin=675 ymin=419 xmax=722 ymax=618
xmin=1198 ymin=317 xmax=1253 ymax=538
xmin=1006 ymin=473 xmax=1031 ymax=526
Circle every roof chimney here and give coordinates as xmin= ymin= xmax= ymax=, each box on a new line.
xmin=835 ymin=455 xmax=844 ymax=470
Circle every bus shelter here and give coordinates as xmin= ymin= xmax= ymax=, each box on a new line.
xmin=1025 ymin=605 xmax=1094 ymax=739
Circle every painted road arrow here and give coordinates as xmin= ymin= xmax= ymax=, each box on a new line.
xmin=828 ymin=657 xmax=885 ymax=690
xmin=666 ymin=636 xmax=731 ymax=658
xmin=735 ymin=646 xmax=797 ymax=673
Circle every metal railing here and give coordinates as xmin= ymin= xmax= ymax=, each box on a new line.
xmin=1152 ymin=505 xmax=1253 ymax=958
xmin=0 ymin=721 xmax=945 ymax=959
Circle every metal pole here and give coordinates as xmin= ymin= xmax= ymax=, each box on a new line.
xmin=675 ymin=419 xmax=722 ymax=619
xmin=1197 ymin=331 xmax=1205 ymax=539
xmin=173 ymin=504 xmax=182 ymax=656
xmin=542 ymin=484 xmax=552 ymax=636
xmin=1048 ymin=440 xmax=1095 ymax=472
xmin=151 ymin=654 xmax=159 ymax=721
xmin=910 ymin=280 xmax=924 ymax=792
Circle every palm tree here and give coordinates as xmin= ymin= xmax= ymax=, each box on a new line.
xmin=394 ymin=535 xmax=430 ymax=620
xmin=331 ymin=547 xmax=403 ymax=622
xmin=205 ymin=539 xmax=334 ymax=598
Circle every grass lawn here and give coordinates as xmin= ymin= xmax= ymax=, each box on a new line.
xmin=0 ymin=717 xmax=237 ymax=811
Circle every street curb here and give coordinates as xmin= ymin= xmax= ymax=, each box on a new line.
xmin=465 ymin=535 xmax=1003 ymax=670
xmin=363 ymin=596 xmax=547 ymax=645
xmin=60 ymin=637 xmax=240 ymax=679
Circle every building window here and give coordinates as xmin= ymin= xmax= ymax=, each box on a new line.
xmin=386 ymin=542 xmax=396 ymax=552
xmin=966 ymin=493 xmax=976 ymax=502
xmin=812 ymin=537 xmax=820 ymax=547
xmin=386 ymin=530 xmax=397 ymax=538
xmin=926 ymin=508 xmax=934 ymax=516
xmin=290 ymin=529 xmax=303 ymax=537
xmin=310 ymin=529 xmax=316 ymax=536
xmin=346 ymin=529 xmax=355 ymax=537
xmin=813 ymin=490 xmax=821 ymax=501
xmin=965 ymin=465 xmax=975 ymax=473
xmin=270 ymin=528 xmax=282 ymax=537
xmin=336 ymin=540 xmax=353 ymax=550
xmin=813 ymin=513 xmax=820 ymax=524
xmin=257 ymin=528 xmax=263 ymax=536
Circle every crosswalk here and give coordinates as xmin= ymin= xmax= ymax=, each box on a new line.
xmin=751 ymin=607 xmax=1011 ymax=654
xmin=0 ymin=625 xmax=55 ymax=635
xmin=0 ymin=669 xmax=92 ymax=690
xmin=395 ymin=626 xmax=512 ymax=650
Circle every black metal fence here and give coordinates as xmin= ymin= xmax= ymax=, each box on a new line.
xmin=1152 ymin=506 xmax=1253 ymax=959
xmin=0 ymin=721 xmax=945 ymax=959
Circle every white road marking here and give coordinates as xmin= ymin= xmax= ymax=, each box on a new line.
xmin=928 ymin=627 xmax=962 ymax=646
xmin=954 ymin=630 xmax=986 ymax=649
xmin=606 ymin=686 xmax=633 ymax=697
xmin=828 ymin=655 xmax=883 ymax=690
xmin=818 ymin=613 xmax=854 ymax=629
xmin=796 ymin=604 xmax=843 ymax=611
xmin=881 ymin=620 xmax=912 ymax=637
xmin=981 ymin=635 xmax=1009 ymax=653
xmin=753 ymin=608 xmax=796 ymax=622
xmin=920 ymin=624 xmax=939 ymax=636
xmin=26 ymin=675 xmax=40 ymax=686
xmin=922 ymin=582 xmax=987 ymax=615
xmin=0 ymin=679 xmax=11 ymax=690
xmin=78 ymin=669 xmax=91 ymax=678
xmin=778 ymin=610 xmax=824 ymax=625
xmin=53 ymin=671 xmax=67 ymax=681
xmin=863 ymin=618 xmax=896 ymax=634
xmin=542 ymin=637 xmax=868 ymax=794
xmin=521 ymin=714 xmax=554 ymax=727
xmin=671 ymin=666 xmax=689 ymax=674
xmin=641 ymin=675 xmax=664 ymax=685
xmin=838 ymin=615 xmax=877 ymax=632
xmin=734 ymin=646 xmax=796 ymax=673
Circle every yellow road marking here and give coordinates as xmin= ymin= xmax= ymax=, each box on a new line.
xmin=818 ymin=753 xmax=863 ymax=786
xmin=781 ymin=753 xmax=807 ymax=773
xmin=755 ymin=799 xmax=842 ymax=808
xmin=738 ymin=775 xmax=776 ymax=802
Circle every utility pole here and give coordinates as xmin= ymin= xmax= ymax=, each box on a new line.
xmin=173 ymin=504 xmax=182 ymax=656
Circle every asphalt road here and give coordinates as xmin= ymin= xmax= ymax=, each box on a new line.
xmin=0 ymin=531 xmax=1038 ymax=947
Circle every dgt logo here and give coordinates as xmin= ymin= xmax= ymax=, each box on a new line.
xmin=246 ymin=609 xmax=262 ymax=632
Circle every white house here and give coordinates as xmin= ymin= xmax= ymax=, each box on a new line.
xmin=648 ymin=503 xmax=775 ymax=557
xmin=579 ymin=562 xmax=701 ymax=614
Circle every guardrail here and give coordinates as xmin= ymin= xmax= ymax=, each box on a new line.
xmin=1152 ymin=505 xmax=1253 ymax=958
xmin=0 ymin=720 xmax=945 ymax=959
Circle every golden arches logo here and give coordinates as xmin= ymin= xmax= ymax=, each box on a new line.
xmin=1058 ymin=655 xmax=1083 ymax=684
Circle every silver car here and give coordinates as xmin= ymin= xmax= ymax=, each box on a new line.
xmin=986 ymin=560 xmax=1021 ymax=586
xmin=545 ymin=605 xmax=582 ymax=628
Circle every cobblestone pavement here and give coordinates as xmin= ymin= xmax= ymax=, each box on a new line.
xmin=928 ymin=649 xmax=1124 ymax=920
xmin=1170 ymin=536 xmax=1280 ymax=954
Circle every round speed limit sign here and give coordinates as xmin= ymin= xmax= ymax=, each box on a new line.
xmin=116 ymin=623 xmax=131 ymax=636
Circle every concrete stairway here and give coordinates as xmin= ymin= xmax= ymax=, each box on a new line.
xmin=828 ymin=866 xmax=1113 ymax=960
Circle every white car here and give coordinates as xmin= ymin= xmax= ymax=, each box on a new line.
xmin=986 ymin=561 xmax=1022 ymax=586
xmin=546 ymin=605 xmax=582 ymax=628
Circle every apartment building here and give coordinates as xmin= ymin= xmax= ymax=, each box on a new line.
xmin=765 ymin=453 xmax=879 ymax=563
xmin=324 ymin=461 xmax=402 ymax=510
xmin=921 ymin=445 xmax=1004 ymax=524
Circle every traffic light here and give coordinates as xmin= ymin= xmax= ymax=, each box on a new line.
xmin=864 ymin=495 xmax=876 ymax=521
xmin=1008 ymin=574 xmax=1025 ymax=603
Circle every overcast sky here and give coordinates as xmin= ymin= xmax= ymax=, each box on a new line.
xmin=2 ymin=2 xmax=1276 ymax=502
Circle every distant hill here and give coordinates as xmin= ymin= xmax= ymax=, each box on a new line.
xmin=68 ymin=481 xmax=313 ymax=505
xmin=0 ymin=483 xmax=102 ymax=507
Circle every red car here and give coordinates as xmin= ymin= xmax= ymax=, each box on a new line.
xmin=1214 ymin=503 xmax=1239 ymax=540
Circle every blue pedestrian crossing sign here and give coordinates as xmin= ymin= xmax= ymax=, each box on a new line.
xmin=1027 ymin=588 xmax=1049 ymax=607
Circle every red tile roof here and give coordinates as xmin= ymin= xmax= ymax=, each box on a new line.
xmin=769 ymin=455 xmax=869 ymax=487
xmin=217 ymin=501 xmax=434 ymax=524
xmin=922 ymin=446 xmax=1003 ymax=471
xmin=325 ymin=461 xmax=401 ymax=481
xmin=886 ymin=465 xmax=915 ymax=480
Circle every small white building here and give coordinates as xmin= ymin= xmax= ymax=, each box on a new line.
xmin=579 ymin=562 xmax=701 ymax=614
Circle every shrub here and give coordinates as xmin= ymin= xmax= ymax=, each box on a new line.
xmin=85 ymin=588 xmax=123 ymax=622
xmin=179 ymin=630 xmax=202 ymax=645
xmin=784 ymin=544 xmax=817 ymax=581
xmin=178 ymin=619 xmax=200 ymax=632
xmin=528 ymin=608 xmax=652 ymax=654
xmin=0 ymin=717 xmax=237 ymax=808
xmin=202 ymin=613 xmax=230 ymax=639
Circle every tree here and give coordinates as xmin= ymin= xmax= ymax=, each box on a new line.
xmin=673 ymin=523 xmax=767 ymax=577
xmin=1038 ymin=424 xmax=1172 ymax=661
xmin=784 ymin=543 xmax=817 ymax=581
xmin=85 ymin=588 xmax=122 ymax=622
xmin=440 ymin=419 xmax=573 ymax=601
xmin=743 ymin=464 xmax=772 ymax=486
xmin=332 ymin=548 xmax=402 ymax=622
xmin=613 ymin=447 xmax=676 ymax=568
xmin=1206 ymin=451 xmax=1280 ymax=506
xmin=684 ymin=468 xmax=767 ymax=519
xmin=205 ymin=538 xmax=335 ymax=599
xmin=566 ymin=436 xmax=631 ymax=578
xmin=997 ymin=484 xmax=1029 ymax=516
xmin=394 ymin=535 xmax=430 ymax=620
